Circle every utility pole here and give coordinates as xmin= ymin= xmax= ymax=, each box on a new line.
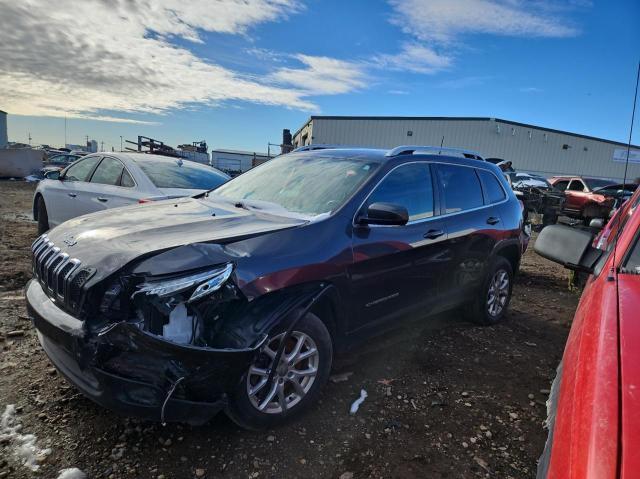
xmin=120 ymin=135 xmax=123 ymax=152
xmin=28 ymin=132 xmax=32 ymax=146
xmin=64 ymin=115 xmax=67 ymax=147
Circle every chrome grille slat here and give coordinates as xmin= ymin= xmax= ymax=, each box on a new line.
xmin=30 ymin=235 xmax=85 ymax=313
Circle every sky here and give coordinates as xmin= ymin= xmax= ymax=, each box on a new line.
xmin=1 ymin=0 xmax=639 ymax=153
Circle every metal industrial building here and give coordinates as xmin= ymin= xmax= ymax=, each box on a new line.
xmin=210 ymin=149 xmax=270 ymax=175
xmin=292 ymin=116 xmax=640 ymax=181
xmin=0 ymin=110 xmax=7 ymax=149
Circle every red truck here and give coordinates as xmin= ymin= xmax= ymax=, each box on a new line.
xmin=534 ymin=186 xmax=640 ymax=478
xmin=548 ymin=176 xmax=620 ymax=224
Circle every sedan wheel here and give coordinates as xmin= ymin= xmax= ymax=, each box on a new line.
xmin=246 ymin=331 xmax=319 ymax=414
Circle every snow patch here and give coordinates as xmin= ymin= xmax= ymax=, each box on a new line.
xmin=0 ymin=404 xmax=52 ymax=471
xmin=57 ymin=467 xmax=88 ymax=479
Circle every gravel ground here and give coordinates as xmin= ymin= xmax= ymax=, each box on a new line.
xmin=0 ymin=180 xmax=580 ymax=479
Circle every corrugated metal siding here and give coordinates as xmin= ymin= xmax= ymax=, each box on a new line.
xmin=303 ymin=118 xmax=640 ymax=181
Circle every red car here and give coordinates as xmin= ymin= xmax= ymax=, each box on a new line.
xmin=549 ymin=176 xmax=617 ymax=224
xmin=534 ymin=186 xmax=640 ymax=478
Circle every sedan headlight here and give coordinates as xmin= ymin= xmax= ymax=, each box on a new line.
xmin=134 ymin=263 xmax=234 ymax=303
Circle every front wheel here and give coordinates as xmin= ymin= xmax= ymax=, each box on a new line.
xmin=466 ymin=257 xmax=514 ymax=325
xmin=226 ymin=312 xmax=333 ymax=430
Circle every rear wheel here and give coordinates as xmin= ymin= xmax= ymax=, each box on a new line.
xmin=226 ymin=312 xmax=332 ymax=430
xmin=36 ymin=196 xmax=49 ymax=234
xmin=466 ymin=257 xmax=513 ymax=325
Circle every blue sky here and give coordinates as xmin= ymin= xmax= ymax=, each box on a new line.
xmin=2 ymin=0 xmax=639 ymax=153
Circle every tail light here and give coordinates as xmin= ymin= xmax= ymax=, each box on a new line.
xmin=138 ymin=198 xmax=153 ymax=204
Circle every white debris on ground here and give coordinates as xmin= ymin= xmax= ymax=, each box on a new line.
xmin=0 ymin=404 xmax=51 ymax=471
xmin=56 ymin=467 xmax=88 ymax=479
xmin=349 ymin=389 xmax=368 ymax=415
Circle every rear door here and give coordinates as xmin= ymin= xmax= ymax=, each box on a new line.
xmin=45 ymin=155 xmax=102 ymax=226
xmin=349 ymin=162 xmax=451 ymax=331
xmin=434 ymin=164 xmax=503 ymax=309
xmin=84 ymin=157 xmax=141 ymax=213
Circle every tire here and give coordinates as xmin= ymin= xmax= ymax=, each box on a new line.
xmin=36 ymin=196 xmax=49 ymax=235
xmin=226 ymin=312 xmax=333 ymax=430
xmin=466 ymin=256 xmax=514 ymax=325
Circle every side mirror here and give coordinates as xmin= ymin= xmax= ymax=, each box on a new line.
xmin=359 ymin=202 xmax=409 ymax=226
xmin=589 ymin=218 xmax=605 ymax=229
xmin=534 ymin=225 xmax=602 ymax=273
xmin=44 ymin=170 xmax=61 ymax=180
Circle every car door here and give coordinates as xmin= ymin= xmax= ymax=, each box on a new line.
xmin=44 ymin=155 xmax=102 ymax=226
xmin=564 ymin=179 xmax=587 ymax=213
xmin=84 ymin=156 xmax=140 ymax=213
xmin=349 ymin=162 xmax=451 ymax=332
xmin=434 ymin=164 xmax=503 ymax=309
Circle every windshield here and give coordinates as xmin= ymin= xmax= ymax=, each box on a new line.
xmin=212 ymin=154 xmax=380 ymax=216
xmin=134 ymin=157 xmax=229 ymax=190
xmin=583 ymin=178 xmax=614 ymax=190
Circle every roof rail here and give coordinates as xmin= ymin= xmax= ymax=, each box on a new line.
xmin=292 ymin=144 xmax=344 ymax=153
xmin=386 ymin=145 xmax=485 ymax=161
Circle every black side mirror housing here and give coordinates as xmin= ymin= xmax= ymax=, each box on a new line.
xmin=359 ymin=202 xmax=409 ymax=226
xmin=44 ymin=170 xmax=61 ymax=180
xmin=534 ymin=224 xmax=602 ymax=273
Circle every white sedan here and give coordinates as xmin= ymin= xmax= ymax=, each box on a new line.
xmin=33 ymin=152 xmax=230 ymax=233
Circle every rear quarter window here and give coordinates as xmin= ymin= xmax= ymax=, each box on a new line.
xmin=478 ymin=169 xmax=506 ymax=204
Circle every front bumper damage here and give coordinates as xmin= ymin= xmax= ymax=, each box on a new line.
xmin=26 ymin=279 xmax=266 ymax=425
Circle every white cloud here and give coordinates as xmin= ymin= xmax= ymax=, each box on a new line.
xmin=520 ymin=86 xmax=544 ymax=93
xmin=389 ymin=0 xmax=578 ymax=43
xmin=374 ymin=43 xmax=452 ymax=74
xmin=0 ymin=0 xmax=324 ymax=122
xmin=270 ymin=55 xmax=367 ymax=95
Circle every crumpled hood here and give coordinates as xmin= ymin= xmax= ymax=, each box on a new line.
xmin=45 ymin=197 xmax=306 ymax=282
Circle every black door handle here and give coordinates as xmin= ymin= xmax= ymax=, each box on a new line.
xmin=97 ymin=197 xmax=108 ymax=202
xmin=487 ymin=217 xmax=500 ymax=225
xmin=68 ymin=193 xmax=76 ymax=198
xmin=423 ymin=229 xmax=445 ymax=239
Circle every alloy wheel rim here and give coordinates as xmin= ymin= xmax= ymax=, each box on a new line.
xmin=246 ymin=331 xmax=319 ymax=414
xmin=487 ymin=269 xmax=510 ymax=317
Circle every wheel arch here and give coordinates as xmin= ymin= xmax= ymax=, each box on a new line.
xmin=33 ymin=192 xmax=44 ymax=221
xmin=493 ymin=240 xmax=521 ymax=276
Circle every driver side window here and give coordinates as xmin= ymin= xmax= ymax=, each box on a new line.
xmin=366 ymin=163 xmax=434 ymax=221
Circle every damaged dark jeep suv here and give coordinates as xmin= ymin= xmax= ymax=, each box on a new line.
xmin=26 ymin=146 xmax=525 ymax=429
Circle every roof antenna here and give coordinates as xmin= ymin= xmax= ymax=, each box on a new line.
xmin=439 ymin=135 xmax=445 ymax=154
xmin=611 ymin=60 xmax=639 ymax=278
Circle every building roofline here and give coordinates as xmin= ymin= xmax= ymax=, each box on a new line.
xmin=298 ymin=116 xmax=640 ymax=149
xmin=211 ymin=148 xmax=269 ymax=157
xmin=0 ymin=109 xmax=7 ymax=115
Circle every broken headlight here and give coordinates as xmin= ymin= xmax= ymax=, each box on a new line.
xmin=99 ymin=263 xmax=236 ymax=346
xmin=133 ymin=263 xmax=234 ymax=303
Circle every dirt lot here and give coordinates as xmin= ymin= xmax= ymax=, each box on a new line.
xmin=0 ymin=181 xmax=580 ymax=479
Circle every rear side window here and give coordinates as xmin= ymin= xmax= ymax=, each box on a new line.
xmin=366 ymin=163 xmax=434 ymax=221
xmin=63 ymin=156 xmax=101 ymax=182
xmin=568 ymin=180 xmax=585 ymax=192
xmin=121 ymin=169 xmax=135 ymax=187
xmin=437 ymin=164 xmax=484 ymax=214
xmin=478 ymin=169 xmax=506 ymax=204
xmin=90 ymin=157 xmax=124 ymax=186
